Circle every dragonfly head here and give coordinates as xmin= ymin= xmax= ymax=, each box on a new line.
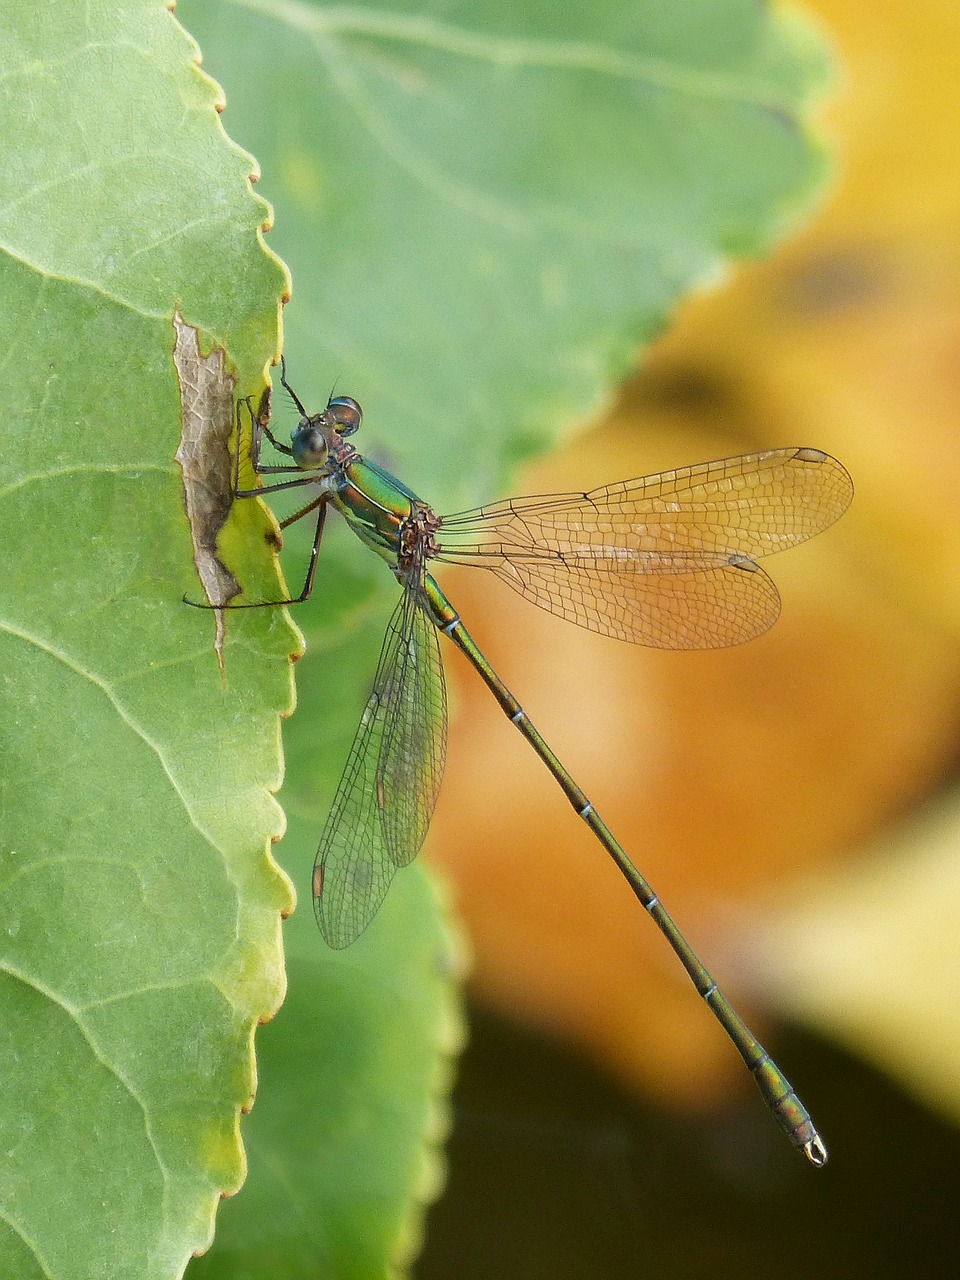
xmin=289 ymin=396 xmax=363 ymax=470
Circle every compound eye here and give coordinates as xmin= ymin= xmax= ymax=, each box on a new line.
xmin=291 ymin=425 xmax=328 ymax=469
xmin=326 ymin=395 xmax=362 ymax=437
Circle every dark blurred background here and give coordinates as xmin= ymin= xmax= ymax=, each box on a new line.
xmin=418 ymin=1010 xmax=960 ymax=1279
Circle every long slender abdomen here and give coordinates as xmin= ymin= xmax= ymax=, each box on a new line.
xmin=420 ymin=572 xmax=826 ymax=1165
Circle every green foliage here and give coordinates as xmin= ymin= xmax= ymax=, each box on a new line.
xmin=0 ymin=0 xmax=831 ymax=1276
xmin=187 ymin=0 xmax=830 ymax=501
xmin=0 ymin=2 xmax=293 ymax=1275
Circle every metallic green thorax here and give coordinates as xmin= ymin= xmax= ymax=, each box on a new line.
xmin=330 ymin=457 xmax=419 ymax=571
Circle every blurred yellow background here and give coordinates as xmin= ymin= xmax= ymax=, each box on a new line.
xmin=426 ymin=0 xmax=960 ymax=1132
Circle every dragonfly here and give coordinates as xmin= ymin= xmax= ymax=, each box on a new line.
xmin=217 ymin=358 xmax=852 ymax=1166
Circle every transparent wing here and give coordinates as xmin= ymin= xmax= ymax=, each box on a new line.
xmin=436 ymin=448 xmax=853 ymax=648
xmin=313 ymin=579 xmax=447 ymax=949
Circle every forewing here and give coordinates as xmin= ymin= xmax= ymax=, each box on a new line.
xmin=313 ymin=583 xmax=447 ymax=949
xmin=437 ymin=448 xmax=852 ymax=648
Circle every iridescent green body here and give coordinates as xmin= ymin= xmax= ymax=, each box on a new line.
xmin=330 ymin=456 xmax=421 ymax=568
xmin=224 ymin=365 xmax=853 ymax=1167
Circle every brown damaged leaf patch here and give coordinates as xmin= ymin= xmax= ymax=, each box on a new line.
xmin=173 ymin=313 xmax=240 ymax=667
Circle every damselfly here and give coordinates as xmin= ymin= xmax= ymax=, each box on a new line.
xmin=218 ymin=359 xmax=853 ymax=1165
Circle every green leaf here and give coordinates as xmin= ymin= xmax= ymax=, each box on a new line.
xmin=189 ymin=836 xmax=463 ymax=1280
xmin=183 ymin=0 xmax=831 ymax=499
xmin=0 ymin=2 xmax=297 ymax=1275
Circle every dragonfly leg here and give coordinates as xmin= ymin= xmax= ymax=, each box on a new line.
xmin=278 ymin=355 xmax=310 ymax=418
xmin=244 ymin=389 xmax=295 ymax=462
xmin=235 ymin=395 xmax=302 ymax=490
xmin=282 ymin=499 xmax=328 ymax=603
xmin=187 ymin=390 xmax=334 ymax=611
xmin=234 ymin=475 xmax=324 ymax=497
xmin=185 ymin=497 xmax=329 ymax=611
xmin=258 ymin=422 xmax=294 ymax=459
